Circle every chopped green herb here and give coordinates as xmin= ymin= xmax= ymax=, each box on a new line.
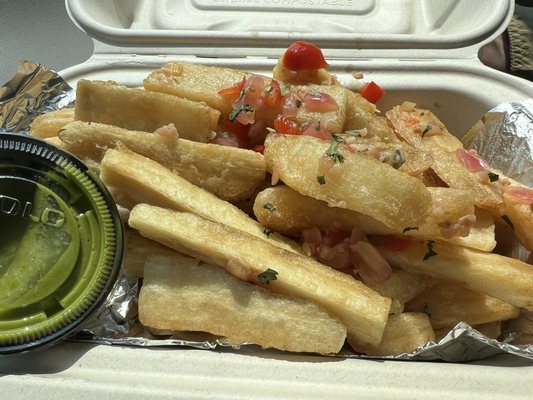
xmin=392 ymin=149 xmax=405 ymax=169
xmin=325 ymin=134 xmax=345 ymax=163
xmin=423 ymin=240 xmax=437 ymax=261
xmin=344 ymin=130 xmax=362 ymax=137
xmin=317 ymin=175 xmax=326 ymax=185
xmin=257 ymin=268 xmax=278 ymax=284
xmin=264 ymin=85 xmax=273 ymax=94
xmin=229 ymin=104 xmax=254 ymax=122
xmin=263 ymin=203 xmax=277 ymax=212
xmin=421 ymin=125 xmax=431 ymax=137
xmin=263 ymin=228 xmax=273 ymax=238
xmin=501 ymin=214 xmax=514 ymax=230
xmin=402 ymin=226 xmax=419 ymax=233
xmin=488 ymin=172 xmax=499 ymax=182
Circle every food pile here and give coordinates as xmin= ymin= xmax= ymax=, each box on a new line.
xmin=29 ymin=41 xmax=533 ymax=356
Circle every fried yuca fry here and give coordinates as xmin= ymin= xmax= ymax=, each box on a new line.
xmin=58 ymin=121 xmax=266 ymax=201
xmin=349 ymin=313 xmax=435 ymax=356
xmin=75 ymin=80 xmax=220 ymax=142
xmin=386 ymin=105 xmax=504 ymax=212
xmin=139 ymin=255 xmax=347 ymax=354
xmin=264 ymin=134 xmax=432 ymax=230
xmin=405 ymin=280 xmax=519 ymax=329
xmin=502 ymin=189 xmax=533 ymax=251
xmin=254 ymin=185 xmax=494 ymax=251
xmin=144 ymin=62 xmax=252 ymax=116
xmin=129 ymin=204 xmax=392 ymax=347
xmin=100 ymin=147 xmax=300 ymax=254
xmin=293 ymin=84 xmax=347 ymax=133
xmin=376 ymin=240 xmax=533 ymax=310
xmin=366 ymin=269 xmax=434 ymax=315
xmin=122 ymin=229 xmax=178 ymax=278
xmin=29 ymin=108 xmax=74 ymax=138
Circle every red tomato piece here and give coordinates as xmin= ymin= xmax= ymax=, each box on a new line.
xmin=222 ymin=118 xmax=250 ymax=147
xmin=324 ymin=228 xmax=350 ymax=247
xmin=218 ymin=77 xmax=246 ymax=102
xmin=252 ymin=144 xmax=265 ymax=154
xmin=282 ymin=41 xmax=329 ymax=71
xmin=379 ymin=236 xmax=412 ymax=252
xmin=360 ymin=81 xmax=385 ymax=104
xmin=274 ymin=115 xmax=301 ymax=135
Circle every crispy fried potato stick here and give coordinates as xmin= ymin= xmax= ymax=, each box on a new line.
xmin=264 ymin=133 xmax=432 ymax=230
xmin=140 ymin=255 xmax=347 ymax=354
xmin=100 ymin=147 xmax=300 ymax=254
xmin=129 ymin=204 xmax=392 ymax=347
xmin=253 ymin=185 xmax=494 ymax=251
xmin=405 ymin=280 xmax=519 ymax=329
xmin=377 ymin=240 xmax=533 ymax=310
xmin=29 ymin=108 xmax=74 ymax=138
xmin=349 ymin=313 xmax=435 ymax=356
xmin=386 ymin=105 xmax=503 ymax=212
xmin=75 ymin=80 xmax=219 ymax=142
xmin=59 ymin=121 xmax=266 ymax=201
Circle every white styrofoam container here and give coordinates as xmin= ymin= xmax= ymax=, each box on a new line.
xmin=2 ymin=0 xmax=533 ymax=398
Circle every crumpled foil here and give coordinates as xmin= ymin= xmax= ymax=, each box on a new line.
xmin=462 ymin=99 xmax=533 ymax=187
xmin=1 ymin=62 xmax=532 ymax=363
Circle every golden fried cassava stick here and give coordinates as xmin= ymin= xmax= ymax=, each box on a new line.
xmin=140 ymin=255 xmax=347 ymax=354
xmin=29 ymin=108 xmax=74 ymax=138
xmin=264 ymin=133 xmax=432 ymax=230
xmin=100 ymin=147 xmax=300 ymax=254
xmin=129 ymin=204 xmax=392 ymax=347
xmin=59 ymin=120 xmax=266 ymax=201
xmin=377 ymin=240 xmax=533 ymax=310
xmin=75 ymin=79 xmax=219 ymax=142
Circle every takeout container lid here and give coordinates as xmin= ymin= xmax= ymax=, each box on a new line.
xmin=62 ymin=0 xmax=533 ymax=137
xmin=0 ymin=133 xmax=123 ymax=355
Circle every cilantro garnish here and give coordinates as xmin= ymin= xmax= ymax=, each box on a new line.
xmin=229 ymin=104 xmax=254 ymax=122
xmin=488 ymin=172 xmax=499 ymax=182
xmin=423 ymin=240 xmax=437 ymax=261
xmin=263 ymin=203 xmax=276 ymax=212
xmin=344 ymin=130 xmax=362 ymax=137
xmin=317 ymin=175 xmax=326 ymax=185
xmin=257 ymin=268 xmax=278 ymax=284
xmin=325 ymin=134 xmax=345 ymax=163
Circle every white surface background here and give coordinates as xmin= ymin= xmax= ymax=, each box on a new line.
xmin=0 ymin=0 xmax=93 ymax=85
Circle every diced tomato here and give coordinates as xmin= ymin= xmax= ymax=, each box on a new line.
xmin=504 ymin=186 xmax=533 ymax=204
xmin=218 ymin=77 xmax=246 ymax=102
xmin=301 ymin=121 xmax=331 ymax=140
xmin=252 ymin=144 xmax=265 ymax=154
xmin=263 ymin=80 xmax=282 ymax=107
xmin=455 ymin=148 xmax=490 ymax=172
xmin=274 ymin=115 xmax=301 ymax=135
xmin=360 ymin=81 xmax=385 ymax=104
xmin=222 ymin=118 xmax=250 ymax=147
xmin=282 ymin=41 xmax=329 ymax=71
xmin=379 ymin=236 xmax=412 ymax=252
xmin=303 ymin=92 xmax=338 ymax=112
xmin=324 ymin=228 xmax=350 ymax=247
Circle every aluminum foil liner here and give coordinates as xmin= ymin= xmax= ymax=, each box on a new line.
xmin=1 ymin=62 xmax=532 ymax=363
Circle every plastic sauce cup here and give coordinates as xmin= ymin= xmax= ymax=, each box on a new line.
xmin=0 ymin=133 xmax=123 ymax=355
